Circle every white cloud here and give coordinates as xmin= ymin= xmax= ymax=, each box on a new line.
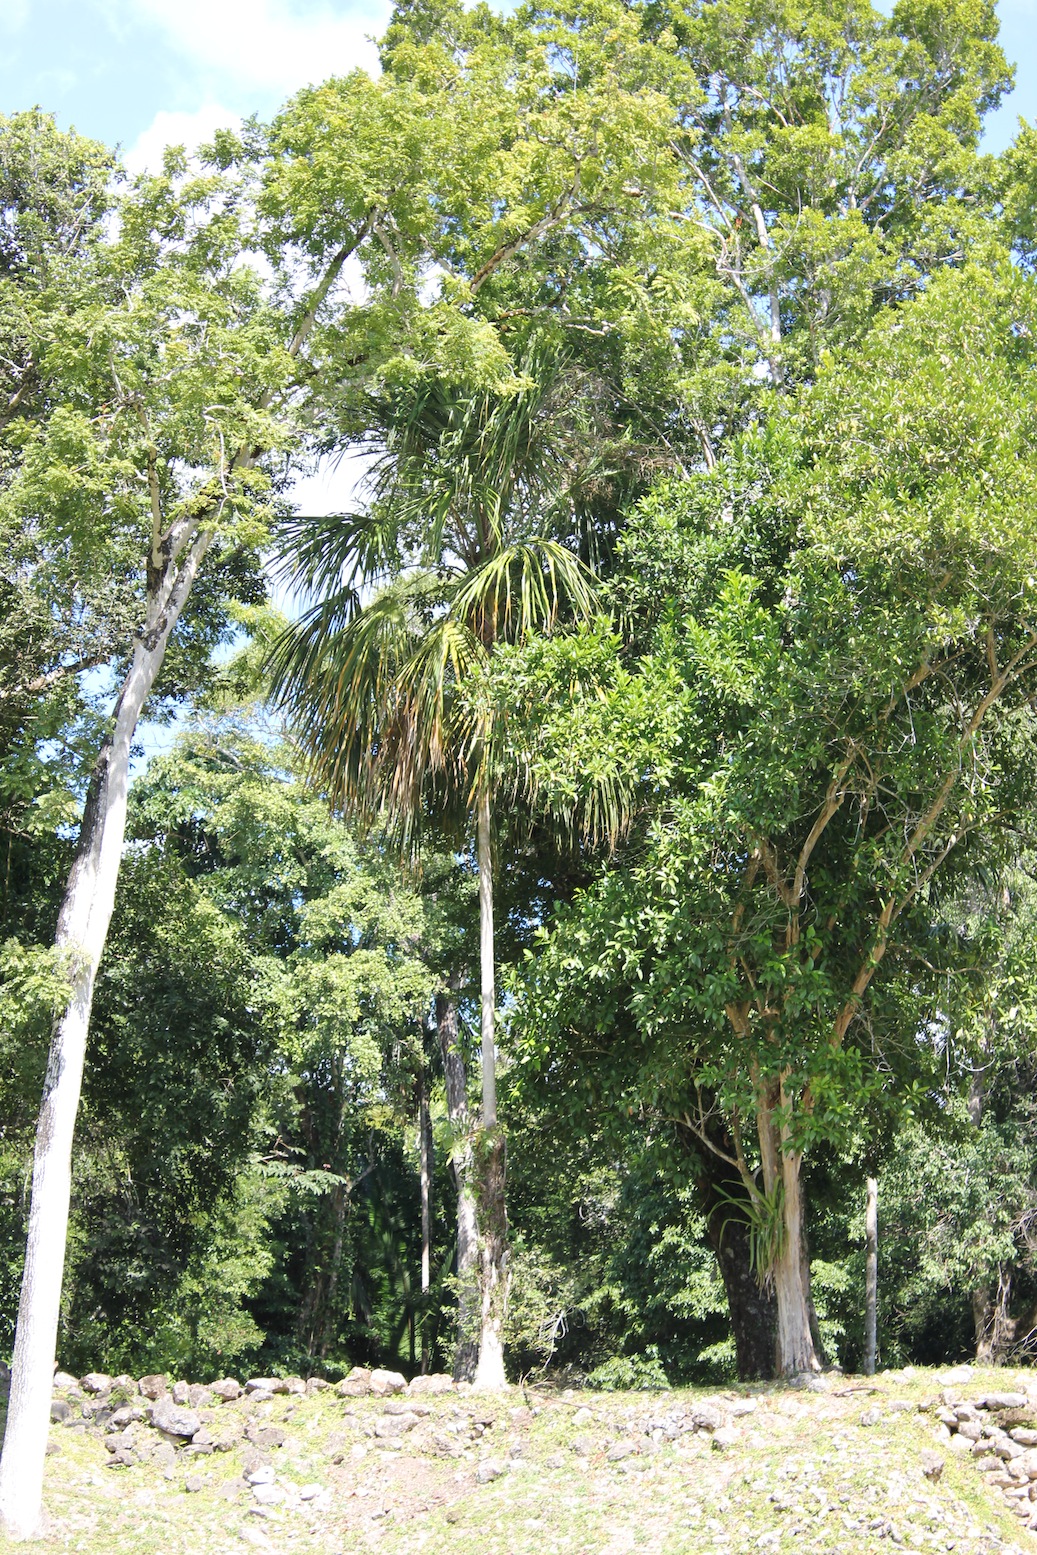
xmin=122 ymin=104 xmax=242 ymax=174
xmin=127 ymin=0 xmax=386 ymax=95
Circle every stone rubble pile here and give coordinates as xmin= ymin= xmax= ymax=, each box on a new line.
xmin=47 ymin=1366 xmax=461 ymax=1482
xmin=930 ymin=1385 xmax=1037 ymax=1532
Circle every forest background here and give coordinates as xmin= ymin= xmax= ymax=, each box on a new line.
xmin=3 ymin=0 xmax=1037 ymax=1477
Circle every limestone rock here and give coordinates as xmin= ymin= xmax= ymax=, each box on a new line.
xmin=252 ymin=1483 xmax=285 ymax=1506
xmin=188 ymin=1384 xmax=213 ymax=1408
xmin=336 ymin=1368 xmax=371 ymax=1398
xmin=983 ymin=1393 xmax=1029 ymax=1412
xmin=571 ymin=1435 xmax=594 ymax=1457
xmin=245 ymin=1423 xmax=286 ymax=1450
xmin=139 ymin=1374 xmax=168 ymax=1400
xmin=50 ymin=1398 xmax=72 ymax=1423
xmin=408 ymin=1372 xmax=454 ymax=1396
xmin=81 ymin=1372 xmax=112 ymax=1395
xmin=184 ymin=1475 xmax=204 ymax=1493
xmin=374 ymin=1414 xmax=419 ymax=1438
xmin=607 ymin=1440 xmax=636 ymax=1462
xmin=305 ymin=1377 xmax=329 ymax=1396
xmin=712 ymin=1426 xmax=739 ymax=1449
xmin=245 ymin=1377 xmax=283 ymax=1394
xmin=475 ymin=1459 xmax=505 ymax=1483
xmin=369 ymin=1368 xmax=407 ymax=1396
xmin=149 ymin=1397 xmax=201 ymax=1439
xmin=689 ymin=1403 xmax=725 ymax=1433
xmin=53 ymin=1371 xmax=78 ymax=1391
xmin=920 ymin=1451 xmax=945 ymax=1482
xmin=210 ymin=1378 xmax=242 ymax=1402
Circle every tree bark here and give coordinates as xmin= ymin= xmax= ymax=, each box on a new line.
xmin=473 ymin=783 xmax=508 ymax=1390
xmin=757 ymin=1086 xmax=820 ymax=1377
xmin=864 ymin=1176 xmax=878 ymax=1375
xmin=418 ymin=1069 xmax=432 ymax=1374
xmin=436 ymin=987 xmax=479 ymax=1382
xmin=690 ymin=1124 xmax=777 ymax=1380
xmin=0 ymin=541 xmax=208 ymax=1539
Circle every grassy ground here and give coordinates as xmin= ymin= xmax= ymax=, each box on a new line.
xmin=2 ymin=1367 xmax=1036 ymax=1555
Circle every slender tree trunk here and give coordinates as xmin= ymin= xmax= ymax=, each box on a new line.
xmin=0 ymin=544 xmax=208 ymax=1539
xmin=864 ymin=1177 xmax=878 ymax=1375
xmin=436 ymin=987 xmax=479 ymax=1381
xmin=419 ymin=1070 xmax=432 ymax=1374
xmin=472 ymin=783 xmax=508 ymax=1391
xmin=757 ymin=1086 xmax=819 ymax=1377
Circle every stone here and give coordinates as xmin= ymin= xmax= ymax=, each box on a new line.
xmin=958 ymin=1420 xmax=983 ymax=1441
xmin=246 ymin=1466 xmax=276 ymax=1486
xmin=336 ymin=1368 xmax=371 ymax=1398
xmin=106 ymin=1448 xmax=136 ymax=1469
xmin=571 ymin=1435 xmax=594 ymax=1457
xmin=373 ymin=1414 xmax=418 ymax=1438
xmin=996 ymin=1439 xmax=1026 ymax=1461
xmin=299 ymin=1484 xmax=323 ymax=1501
xmin=510 ymin=1407 xmax=535 ymax=1427
xmin=939 ymin=1366 xmax=973 ymax=1385
xmin=149 ymin=1398 xmax=202 ymax=1439
xmin=184 ymin=1475 xmax=204 ymax=1493
xmin=920 ymin=1451 xmax=945 ymax=1482
xmin=283 ymin=1376 xmax=306 ymax=1396
xmin=982 ymin=1393 xmax=1029 ymax=1411
xmin=859 ymin=1409 xmax=883 ymax=1428
xmin=188 ymin=1384 xmax=214 ymax=1408
xmin=151 ymin=1441 xmax=177 ymax=1475
xmin=384 ymin=1398 xmax=428 ymax=1416
xmin=369 ymin=1368 xmax=407 ymax=1396
xmin=475 ymin=1459 xmax=505 ymax=1483
xmin=170 ymin=1381 xmax=190 ymax=1406
xmin=245 ymin=1424 xmax=286 ymax=1450
xmin=572 ymin=1407 xmax=594 ymax=1426
xmin=52 ymin=1371 xmax=78 ymax=1391
xmin=81 ymin=1372 xmax=112 ymax=1395
xmin=139 ymin=1374 xmax=168 ymax=1400
xmin=546 ymin=1453 xmax=565 ymax=1469
xmin=105 ymin=1429 xmax=135 ymax=1454
xmin=111 ymin=1374 xmax=135 ymax=1393
xmin=730 ymin=1399 xmax=757 ymax=1418
xmin=1012 ymin=1430 xmax=1037 ymax=1448
xmin=305 ymin=1377 xmax=329 ymax=1396
xmin=210 ymin=1378 xmax=242 ymax=1402
xmin=252 ymin=1483 xmax=285 ymax=1506
xmin=408 ymin=1373 xmax=454 ymax=1396
xmin=712 ymin=1426 xmax=739 ymax=1449
xmin=689 ymin=1403 xmax=725 ymax=1433
xmin=1013 ymin=1449 xmax=1037 ymax=1479
xmin=245 ymin=1377 xmax=282 ymax=1394
xmin=109 ymin=1405 xmax=142 ymax=1427
xmin=607 ymin=1440 xmax=636 ymax=1462
xmin=50 ymin=1399 xmax=72 ymax=1424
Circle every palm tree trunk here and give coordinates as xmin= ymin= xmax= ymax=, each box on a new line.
xmin=419 ymin=1068 xmax=432 ymax=1373
xmin=473 ymin=782 xmax=508 ymax=1390
xmin=436 ymin=987 xmax=479 ymax=1380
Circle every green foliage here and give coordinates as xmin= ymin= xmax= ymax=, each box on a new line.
xmin=587 ymin=1346 xmax=670 ymax=1392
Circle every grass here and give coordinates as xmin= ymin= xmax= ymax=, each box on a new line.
xmin=1 ymin=1366 xmax=1035 ymax=1555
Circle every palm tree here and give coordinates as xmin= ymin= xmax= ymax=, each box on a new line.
xmin=269 ymin=349 xmax=604 ymax=1387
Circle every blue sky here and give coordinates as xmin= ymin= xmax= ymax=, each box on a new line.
xmin=1 ymin=0 xmax=1034 ymax=166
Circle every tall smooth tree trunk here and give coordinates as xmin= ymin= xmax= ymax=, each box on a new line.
xmin=436 ymin=988 xmax=479 ymax=1381
xmin=472 ymin=783 xmax=508 ymax=1391
xmin=418 ymin=1071 xmax=432 ymax=1374
xmin=757 ymin=1085 xmax=820 ymax=1377
xmin=863 ymin=1177 xmax=878 ymax=1375
xmin=0 ymin=542 xmax=208 ymax=1539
